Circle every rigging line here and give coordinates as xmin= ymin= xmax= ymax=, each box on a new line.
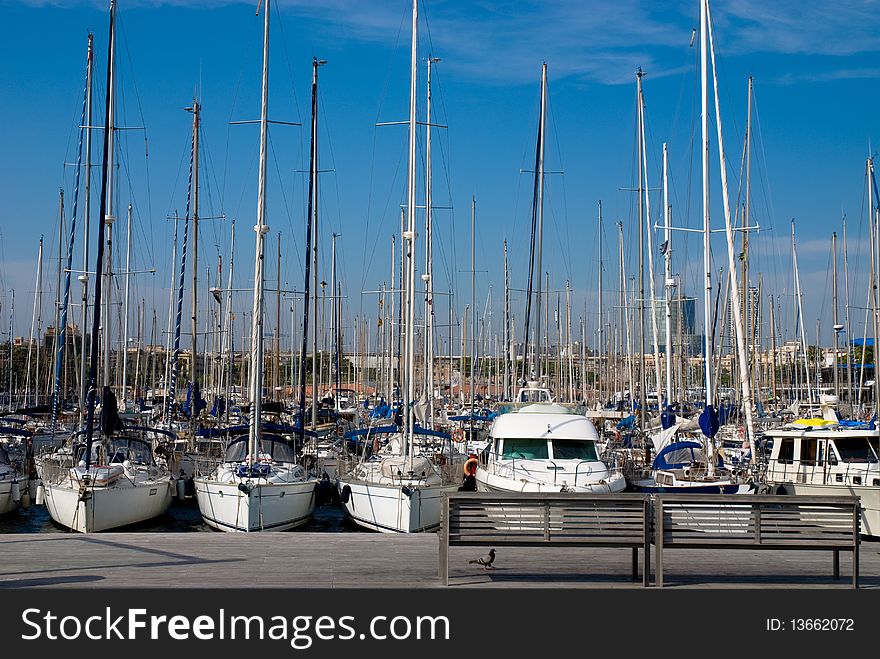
xmin=271 ymin=0 xmax=303 ymax=126
xmin=546 ymin=90 xmax=573 ymax=284
xmin=358 ymin=3 xmax=409 ymax=303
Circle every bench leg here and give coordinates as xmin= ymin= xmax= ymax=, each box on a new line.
xmin=439 ymin=538 xmax=448 ymax=586
xmin=833 ymin=550 xmax=839 ymax=581
xmin=644 ymin=540 xmax=650 ymax=588
xmin=631 ymin=547 xmax=638 ymax=581
xmin=853 ymin=542 xmax=859 ymax=590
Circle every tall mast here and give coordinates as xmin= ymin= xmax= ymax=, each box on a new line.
xmin=298 ymin=57 xmax=323 ymax=428
xmin=25 ymin=237 xmax=43 ymax=406
xmin=869 ymin=157 xmax=880 ymax=414
xmin=535 ymin=63 xmax=547 ymax=383
xmin=663 ymin=143 xmax=673 ymax=404
xmin=84 ymin=0 xmax=117 ymax=469
xmin=120 ymin=203 xmax=132 ymax=407
xmin=275 ymin=232 xmax=281 ymax=400
xmin=402 ymin=0 xmax=418 ymax=455
xmin=700 ymin=0 xmax=712 ymax=414
xmin=189 ymin=99 xmax=201 ymax=388
xmin=843 ymin=217 xmax=853 ymax=407
xmin=249 ymin=0 xmax=271 ymax=463
xmin=102 ymin=0 xmax=117 ymax=390
xmin=706 ymin=0 xmax=756 ymax=462
xmin=832 ymin=232 xmax=840 ymax=399
xmin=597 ymin=200 xmax=603 ymax=406
xmin=742 ymin=76 xmax=753 ymax=389
xmin=79 ymin=32 xmax=94 ymax=421
xmin=792 ymin=220 xmax=813 ymax=408
xmin=310 ymin=59 xmax=323 ymax=428
xmin=503 ymin=239 xmax=510 ymax=400
xmin=470 ymin=196 xmax=476 ymax=412
xmin=423 ymin=54 xmax=440 ymax=424
xmin=637 ymin=69 xmax=662 ymax=409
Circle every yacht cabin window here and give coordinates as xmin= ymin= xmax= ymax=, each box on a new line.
xmin=777 ymin=437 xmax=795 ymax=464
xmin=551 ymin=439 xmax=598 ymax=461
xmin=831 ymin=437 xmax=879 ymax=464
xmin=501 ymin=439 xmax=548 ymax=460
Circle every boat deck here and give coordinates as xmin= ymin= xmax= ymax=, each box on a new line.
xmin=1 ymin=532 xmax=878 ymax=588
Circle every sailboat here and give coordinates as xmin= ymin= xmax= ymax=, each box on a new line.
xmin=336 ymin=0 xmax=462 ymax=533
xmin=475 ymin=63 xmax=625 ymax=495
xmin=193 ymin=0 xmax=317 ymax=532
xmin=39 ymin=1 xmax=174 ymax=532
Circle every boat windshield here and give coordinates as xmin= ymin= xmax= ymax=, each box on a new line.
xmin=501 ymin=439 xmax=548 ymax=460
xmin=832 ymin=437 xmax=879 ymax=464
xmin=106 ymin=437 xmax=154 ymax=465
xmin=224 ymin=436 xmax=297 ymax=464
xmin=551 ymin=439 xmax=598 ymax=461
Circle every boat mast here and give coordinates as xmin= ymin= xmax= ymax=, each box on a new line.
xmin=597 ymin=201 xmax=603 ymax=407
xmin=700 ymin=0 xmax=712 ymax=418
xmin=470 ymin=196 xmax=476 ymax=413
xmin=310 ymin=59 xmax=324 ymax=429
xmin=832 ymin=231 xmax=840 ymax=399
xmin=403 ymin=0 xmax=418 ymax=458
xmin=791 ymin=220 xmax=813 ymax=408
xmin=706 ymin=0 xmax=756 ymax=461
xmin=84 ymin=0 xmax=117 ymax=469
xmin=102 ymin=0 xmax=117 ymax=392
xmin=843 ymin=217 xmax=853 ymax=407
xmin=663 ymin=143 xmax=673 ymax=405
xmin=298 ymin=57 xmax=322 ymax=429
xmin=637 ymin=69 xmax=663 ymax=410
xmin=78 ymin=33 xmax=94 ymax=422
xmin=424 ymin=55 xmax=439 ymax=423
xmin=249 ymin=0 xmax=271 ymax=463
xmin=25 ymin=237 xmax=43 ymax=406
xmin=120 ymin=203 xmax=132 ymax=408
xmin=535 ymin=64 xmax=547 ymax=385
xmin=503 ymin=239 xmax=510 ymax=400
xmin=189 ymin=99 xmax=201 ymax=390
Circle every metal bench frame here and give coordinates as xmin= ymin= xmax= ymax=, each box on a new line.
xmin=439 ymin=492 xmax=652 ymax=586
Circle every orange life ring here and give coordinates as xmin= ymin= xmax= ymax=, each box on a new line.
xmin=452 ymin=428 xmax=466 ymax=443
xmin=336 ymin=425 xmax=345 ymax=437
xmin=463 ymin=456 xmax=479 ymax=476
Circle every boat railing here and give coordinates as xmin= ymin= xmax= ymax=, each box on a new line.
xmin=484 ymin=451 xmax=616 ymax=486
xmin=769 ymin=458 xmax=880 ymax=487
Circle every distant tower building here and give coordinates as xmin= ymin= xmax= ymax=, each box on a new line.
xmin=653 ymin=296 xmax=697 ymax=355
xmin=727 ymin=286 xmax=760 ymax=350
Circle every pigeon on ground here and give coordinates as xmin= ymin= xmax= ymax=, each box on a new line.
xmin=468 ymin=548 xmax=496 ymax=568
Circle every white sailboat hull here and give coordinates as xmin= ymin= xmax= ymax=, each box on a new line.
xmin=0 ymin=477 xmax=26 ymax=516
xmin=42 ymin=477 xmax=173 ymax=533
xmin=337 ymin=478 xmax=452 ymax=533
xmin=195 ymin=478 xmax=317 ymax=533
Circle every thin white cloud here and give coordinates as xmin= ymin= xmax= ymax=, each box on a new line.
xmin=8 ymin=0 xmax=880 ymax=84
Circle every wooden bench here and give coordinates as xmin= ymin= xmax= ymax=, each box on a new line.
xmin=439 ymin=492 xmax=652 ymax=586
xmin=654 ymin=494 xmax=860 ymax=588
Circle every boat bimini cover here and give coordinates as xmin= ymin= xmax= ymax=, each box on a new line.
xmin=380 ymin=455 xmax=435 ymax=479
xmin=652 ymin=440 xmax=723 ymax=471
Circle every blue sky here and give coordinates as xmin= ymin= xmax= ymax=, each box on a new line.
xmin=1 ymin=0 xmax=879 ymax=354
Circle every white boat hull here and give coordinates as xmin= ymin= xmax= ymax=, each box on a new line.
xmin=337 ymin=478 xmax=452 ymax=533
xmin=475 ymin=467 xmax=627 ymax=494
xmin=42 ymin=478 xmax=173 ymax=533
xmin=195 ymin=479 xmax=316 ymax=532
xmin=775 ymin=482 xmax=880 ymax=537
xmin=0 ymin=477 xmax=26 ymax=516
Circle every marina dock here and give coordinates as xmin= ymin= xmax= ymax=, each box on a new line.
xmin=1 ymin=532 xmax=877 ymax=589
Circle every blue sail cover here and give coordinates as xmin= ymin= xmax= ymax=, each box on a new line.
xmin=699 ymin=404 xmax=720 ymax=439
xmin=652 ymin=440 xmax=724 ymax=470
xmin=616 ymin=415 xmax=636 ymax=431
xmin=660 ymin=406 xmax=676 ymax=430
